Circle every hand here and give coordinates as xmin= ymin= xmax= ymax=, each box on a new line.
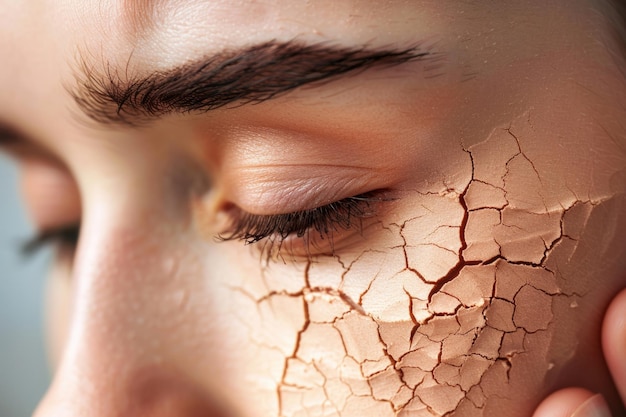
xmin=533 ymin=289 xmax=626 ymax=417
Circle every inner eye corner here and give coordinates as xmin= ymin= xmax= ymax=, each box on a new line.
xmin=216 ymin=199 xmax=238 ymax=214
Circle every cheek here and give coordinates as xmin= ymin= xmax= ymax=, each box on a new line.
xmin=211 ymin=111 xmax=626 ymax=417
xmin=216 ymin=243 xmax=414 ymax=417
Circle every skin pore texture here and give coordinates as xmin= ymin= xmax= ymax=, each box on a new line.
xmin=0 ymin=1 xmax=625 ymax=416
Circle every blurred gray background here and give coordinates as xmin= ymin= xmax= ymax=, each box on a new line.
xmin=0 ymin=155 xmax=50 ymax=417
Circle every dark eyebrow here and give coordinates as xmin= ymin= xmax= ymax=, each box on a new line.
xmin=0 ymin=124 xmax=25 ymax=147
xmin=71 ymin=40 xmax=433 ymax=126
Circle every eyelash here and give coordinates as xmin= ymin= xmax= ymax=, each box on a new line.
xmin=21 ymin=225 xmax=80 ymax=257
xmin=217 ymin=191 xmax=385 ymax=250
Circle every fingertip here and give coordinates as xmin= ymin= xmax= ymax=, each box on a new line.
xmin=533 ymin=388 xmax=595 ymax=417
xmin=602 ymin=287 xmax=626 ymax=404
xmin=571 ymin=394 xmax=612 ymax=417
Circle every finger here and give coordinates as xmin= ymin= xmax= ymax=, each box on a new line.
xmin=532 ymin=388 xmax=595 ymax=417
xmin=602 ymin=287 xmax=626 ymax=404
xmin=570 ymin=394 xmax=613 ymax=417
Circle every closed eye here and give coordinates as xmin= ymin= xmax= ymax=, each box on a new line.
xmin=217 ymin=191 xmax=389 ymax=257
xmin=21 ymin=224 xmax=80 ymax=257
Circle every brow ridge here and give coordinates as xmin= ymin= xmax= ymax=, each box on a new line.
xmin=71 ymin=40 xmax=432 ymax=126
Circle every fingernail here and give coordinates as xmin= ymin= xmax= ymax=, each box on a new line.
xmin=571 ymin=394 xmax=612 ymax=417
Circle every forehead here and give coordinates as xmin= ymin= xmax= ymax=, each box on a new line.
xmin=0 ymin=0 xmax=602 ymax=77
xmin=6 ymin=1 xmax=445 ymax=65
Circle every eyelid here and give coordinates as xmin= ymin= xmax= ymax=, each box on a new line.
xmin=20 ymin=157 xmax=81 ymax=230
xmin=223 ymin=165 xmax=385 ymax=215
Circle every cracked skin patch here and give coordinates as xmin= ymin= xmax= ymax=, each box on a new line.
xmin=226 ymin=112 xmax=625 ymax=417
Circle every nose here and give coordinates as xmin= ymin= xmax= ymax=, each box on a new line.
xmin=32 ymin=217 xmax=233 ymax=417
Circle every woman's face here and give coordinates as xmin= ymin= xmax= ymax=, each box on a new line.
xmin=1 ymin=1 xmax=625 ymax=416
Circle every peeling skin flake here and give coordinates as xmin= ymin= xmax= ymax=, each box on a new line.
xmin=513 ymin=285 xmax=553 ymax=333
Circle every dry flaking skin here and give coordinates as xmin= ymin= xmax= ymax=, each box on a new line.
xmin=221 ymin=112 xmax=626 ymax=417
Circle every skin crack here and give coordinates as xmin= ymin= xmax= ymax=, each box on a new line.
xmin=251 ymin=118 xmax=612 ymax=417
